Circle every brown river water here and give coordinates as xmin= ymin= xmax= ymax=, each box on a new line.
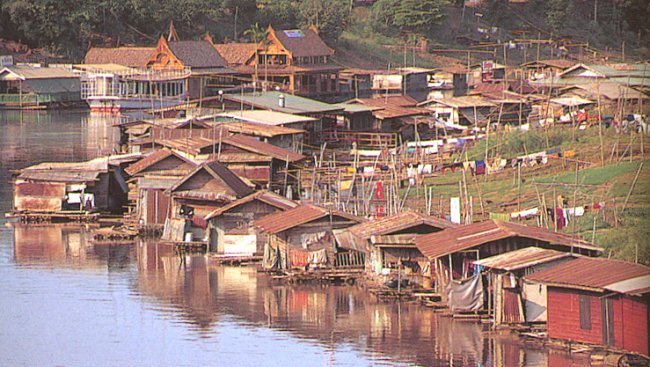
xmin=0 ymin=110 xmax=592 ymax=366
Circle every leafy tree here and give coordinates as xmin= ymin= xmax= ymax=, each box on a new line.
xmin=256 ymin=0 xmax=299 ymax=30
xmin=297 ymin=0 xmax=350 ymax=43
xmin=372 ymin=0 xmax=448 ymax=35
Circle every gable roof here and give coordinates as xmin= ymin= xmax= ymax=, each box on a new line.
xmin=213 ymin=43 xmax=256 ymax=65
xmin=124 ymin=148 xmax=196 ymax=176
xmin=83 ymin=47 xmax=155 ymax=68
xmin=334 ymin=211 xmax=456 ymax=252
xmin=521 ymin=59 xmax=575 ymax=69
xmin=218 ymin=110 xmax=317 ymax=126
xmin=169 ymin=40 xmax=226 ymax=68
xmin=168 ymin=161 xmax=253 ymax=198
xmin=346 ymin=211 xmax=456 ymax=241
xmin=222 ymin=91 xmax=343 ymax=115
xmin=254 ymin=205 xmax=362 ymax=234
xmin=204 ymin=190 xmax=298 ymax=220
xmin=474 ymin=247 xmax=573 ymax=271
xmin=271 ymin=27 xmax=334 ymax=58
xmin=415 ymin=220 xmax=602 ymax=260
xmin=0 ymin=65 xmax=77 ymax=80
xmin=525 ymin=257 xmax=650 ymax=294
xmin=221 ymin=134 xmax=304 ymax=162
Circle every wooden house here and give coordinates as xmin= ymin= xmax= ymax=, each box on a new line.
xmin=333 ymin=211 xmax=456 ymax=286
xmin=11 ymin=156 xmax=135 ymax=220
xmin=419 ymin=95 xmax=496 ymax=127
xmin=229 ymin=26 xmax=341 ymax=98
xmin=473 ymin=247 xmax=575 ymax=326
xmin=255 ymin=205 xmax=364 ymax=270
xmin=83 ymin=47 xmax=155 ymax=68
xmin=415 ymin=220 xmax=603 ymax=311
xmin=372 ymin=67 xmax=433 ymax=101
xmin=429 ymin=66 xmax=468 ymax=98
xmin=204 ymin=190 xmax=298 ymax=255
xmin=162 ymin=161 xmax=254 ymax=242
xmin=521 ymin=59 xmax=575 ymax=81
xmin=124 ymin=148 xmax=197 ymax=231
xmin=525 ymin=258 xmax=650 ymax=355
xmin=134 ymin=133 xmax=304 ymax=192
xmin=0 ymin=65 xmax=81 ymax=108
xmin=348 ymin=96 xmax=432 ymax=136
xmin=146 ymin=36 xmax=231 ymax=99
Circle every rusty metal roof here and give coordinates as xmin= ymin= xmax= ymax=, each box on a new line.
xmin=348 ymin=211 xmax=456 ymax=240
xmin=224 ymin=134 xmax=304 ymax=162
xmin=254 ymin=205 xmax=362 ymax=234
xmin=125 ymin=149 xmax=196 ymax=176
xmin=525 ymin=257 xmax=650 ymax=293
xmin=415 ymin=220 xmax=602 ymax=260
xmin=474 ymin=247 xmax=573 ymax=271
xmin=168 ymin=161 xmax=253 ymax=199
xmin=604 ymin=275 xmax=650 ymax=296
xmin=220 ymin=121 xmax=304 ymax=137
xmin=204 ymin=190 xmax=298 ymax=220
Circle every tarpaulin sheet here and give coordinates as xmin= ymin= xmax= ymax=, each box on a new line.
xmin=446 ymin=274 xmax=484 ymax=312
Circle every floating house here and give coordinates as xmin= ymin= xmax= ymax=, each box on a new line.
xmin=204 ymin=190 xmax=298 ymax=255
xmin=162 ymin=161 xmax=254 ymax=243
xmin=525 ymin=257 xmax=650 ymax=355
xmin=124 ymin=148 xmax=197 ymax=231
xmin=12 ymin=156 xmax=135 ymax=220
xmin=333 ymin=211 xmax=456 ymax=286
xmin=255 ymin=205 xmax=364 ymax=270
xmin=0 ymin=65 xmax=81 ymax=108
xmin=415 ymin=220 xmax=603 ymax=311
xmin=473 ymin=247 xmax=575 ymax=326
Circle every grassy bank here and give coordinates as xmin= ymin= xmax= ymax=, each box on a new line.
xmin=405 ymin=127 xmax=650 ymax=265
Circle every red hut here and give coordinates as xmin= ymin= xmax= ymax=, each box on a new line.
xmin=525 ymin=257 xmax=650 ymax=355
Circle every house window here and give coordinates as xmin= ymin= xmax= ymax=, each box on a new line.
xmin=579 ymin=295 xmax=591 ymax=330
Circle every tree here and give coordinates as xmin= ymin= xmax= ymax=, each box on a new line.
xmin=372 ymin=0 xmax=449 ymax=35
xmin=297 ymin=0 xmax=350 ymax=43
xmin=244 ymin=22 xmax=264 ymax=87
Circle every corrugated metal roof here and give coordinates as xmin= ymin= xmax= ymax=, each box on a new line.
xmin=550 ymin=96 xmax=595 ymax=107
xmin=137 ymin=176 xmax=180 ymax=190
xmin=415 ymin=220 xmax=602 ymax=260
xmin=220 ymin=121 xmax=304 ymax=137
xmin=474 ymin=247 xmax=572 ymax=271
xmin=168 ymin=161 xmax=253 ymax=199
xmin=604 ymin=275 xmax=650 ymax=296
xmin=218 ymin=110 xmax=317 ymax=126
xmin=521 ymin=59 xmax=575 ymax=69
xmin=125 ymin=149 xmax=196 ymax=176
xmin=347 ymin=211 xmax=456 ymax=240
xmin=204 ymin=190 xmax=298 ymax=220
xmin=525 ymin=257 xmax=650 ymax=293
xmin=18 ymin=171 xmax=102 ymax=183
xmin=422 ymin=96 xmax=497 ymax=108
xmin=1 ymin=65 xmax=78 ymax=80
xmin=222 ymin=91 xmax=343 ymax=115
xmin=255 ymin=204 xmax=362 ymax=234
xmin=224 ymin=134 xmax=304 ymax=162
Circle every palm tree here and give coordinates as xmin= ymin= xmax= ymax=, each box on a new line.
xmin=244 ymin=23 xmax=264 ymax=89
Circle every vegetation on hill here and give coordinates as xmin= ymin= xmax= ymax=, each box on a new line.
xmin=2 ymin=0 xmax=648 ymax=61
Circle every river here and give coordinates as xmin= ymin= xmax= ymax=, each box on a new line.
xmin=0 ymin=110 xmax=592 ymax=367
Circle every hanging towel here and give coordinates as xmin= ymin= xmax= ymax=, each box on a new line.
xmin=489 ymin=212 xmax=511 ymax=221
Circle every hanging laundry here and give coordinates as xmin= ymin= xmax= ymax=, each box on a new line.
xmin=423 ymin=164 xmax=432 ymax=174
xmin=356 ymin=166 xmax=364 ymax=173
xmin=346 ymin=167 xmax=356 ymax=174
xmin=489 ymin=212 xmax=511 ymax=221
xmin=593 ymin=202 xmax=604 ymax=209
xmin=375 ymin=181 xmax=384 ymax=199
xmin=510 ymin=207 xmax=539 ymax=219
xmin=463 ymin=161 xmax=471 ymax=171
xmin=567 ymin=206 xmax=585 ymax=217
xmin=475 ymin=160 xmax=486 ymax=175
xmin=379 ymin=165 xmax=389 ymax=171
xmin=555 ymin=208 xmax=566 ymax=229
xmin=375 ymin=205 xmax=385 ymax=218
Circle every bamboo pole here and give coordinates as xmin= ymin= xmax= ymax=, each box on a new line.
xmin=621 ymin=162 xmax=643 ymax=213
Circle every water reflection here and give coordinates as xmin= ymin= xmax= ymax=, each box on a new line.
xmin=0 ymin=110 xmax=593 ymax=366
xmin=11 ymin=223 xmax=133 ymax=271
